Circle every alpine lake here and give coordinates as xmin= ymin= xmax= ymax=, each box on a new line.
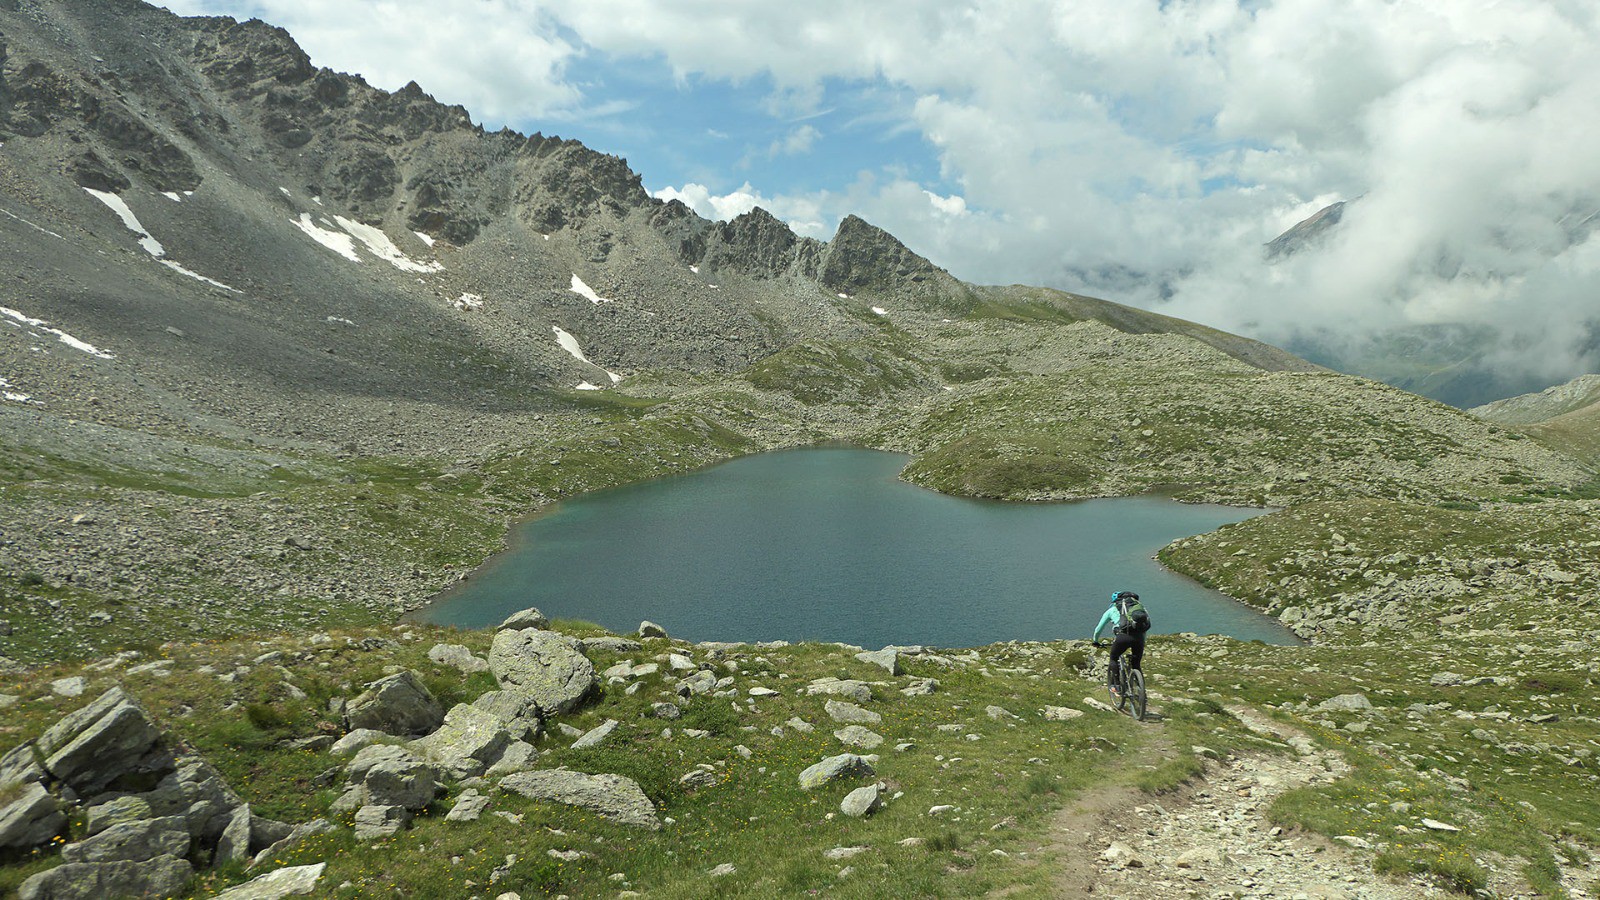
xmin=419 ymin=448 xmax=1299 ymax=647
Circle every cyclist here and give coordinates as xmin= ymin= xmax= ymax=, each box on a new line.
xmin=1091 ymin=590 xmax=1150 ymax=697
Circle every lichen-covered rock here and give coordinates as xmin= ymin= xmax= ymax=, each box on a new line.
xmin=427 ymin=644 xmax=489 ymax=674
xmin=342 ymin=745 xmax=440 ymax=811
xmin=18 ymin=854 xmax=193 ymax=900
xmin=824 ymin=700 xmax=881 ymax=725
xmin=497 ymin=607 xmax=549 ymax=631
xmin=471 ymin=691 xmax=542 ymax=743
xmin=500 ymin=770 xmax=659 ymax=829
xmin=0 ymin=742 xmax=47 ymax=792
xmin=0 ymin=782 xmax=66 ymax=851
xmin=637 ymin=621 xmax=668 ymax=639
xmin=353 ymin=804 xmax=409 ymax=841
xmin=488 ymin=629 xmax=596 ymax=716
xmin=854 ymin=648 xmax=903 ymax=675
xmin=209 ymin=862 xmax=326 ymax=900
xmin=35 ymin=687 xmax=170 ymax=796
xmin=60 ymin=815 xmax=190 ymax=864
xmin=409 ymin=704 xmax=514 ymax=779
xmin=578 ymin=636 xmax=642 ymax=655
xmin=344 ymin=671 xmax=444 ymax=736
xmin=805 ymin=678 xmax=872 ymax=703
xmin=840 ymin=784 xmax=882 ymax=818
xmin=797 ymin=754 xmax=875 ymax=790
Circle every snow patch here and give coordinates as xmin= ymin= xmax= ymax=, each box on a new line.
xmin=453 ymin=293 xmax=484 ymax=311
xmin=160 ymin=192 xmax=182 ymax=202
xmin=325 ymin=316 xmax=357 ymax=327
xmin=279 ymin=187 xmax=292 ymax=197
xmin=837 ymin=293 xmax=851 ymax=299
xmin=872 ymin=306 xmax=888 ymax=316
xmin=568 ymin=275 xmax=613 ymax=305
xmin=311 ymin=196 xmax=322 ymax=205
xmin=159 ymin=260 xmax=239 ymax=292
xmin=85 ymin=189 xmax=239 ymax=291
xmin=553 ymin=326 xmax=623 ymax=384
xmin=1 ymin=207 xmax=66 ymax=240
xmin=1 ymin=376 xmax=39 ymax=404
xmin=414 ymin=231 xmax=436 ymax=247
xmin=574 ymin=381 xmax=602 ymax=391
xmin=334 ymin=216 xmax=443 ymax=273
xmin=85 ymin=188 xmax=164 ymax=257
xmin=690 ymin=265 xmax=700 ymax=274
xmin=0 ymin=306 xmax=114 ymax=359
xmin=292 ymin=214 xmax=360 ymax=261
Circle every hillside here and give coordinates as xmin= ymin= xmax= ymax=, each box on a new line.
xmin=2 ymin=1 xmax=1600 ymax=898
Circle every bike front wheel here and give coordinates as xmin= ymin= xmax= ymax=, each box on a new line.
xmin=1128 ymin=668 xmax=1147 ymax=721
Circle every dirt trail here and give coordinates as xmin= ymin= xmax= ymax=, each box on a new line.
xmin=1037 ymin=702 xmax=1451 ymax=899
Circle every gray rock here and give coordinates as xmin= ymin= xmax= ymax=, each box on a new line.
xmin=825 ymin=700 xmax=881 ymax=725
xmin=84 ymin=795 xmax=153 ymax=837
xmin=679 ymin=769 xmax=718 ymax=790
xmin=637 ymin=621 xmax=668 ymax=639
xmin=985 ymin=705 xmax=1018 ymax=721
xmin=50 ymin=677 xmax=87 ymax=697
xmin=445 ymin=788 xmax=490 ymax=823
xmin=249 ymin=816 xmax=294 ymax=854
xmin=899 ymin=678 xmax=939 ymax=697
xmin=471 ymin=691 xmax=542 ymax=742
xmin=1430 ymin=672 xmax=1466 ymax=687
xmin=410 ymin=704 xmax=514 ymax=779
xmin=330 ymin=729 xmax=389 ymax=757
xmin=249 ymin=818 xmax=333 ymax=869
xmin=650 ymin=702 xmax=682 ymax=720
xmin=0 ymin=782 xmax=67 ymax=851
xmin=855 ymin=648 xmax=903 ymax=675
xmin=1041 ymin=706 xmax=1084 ymax=721
xmin=61 ymin=815 xmax=190 ymax=864
xmin=210 ymin=862 xmax=326 ymax=900
xmin=484 ymin=741 xmax=539 ymax=777
xmin=500 ymin=770 xmax=660 ymax=829
xmin=678 ymin=671 xmax=716 ymax=696
xmin=344 ymin=671 xmax=444 ymax=736
xmin=806 ymin=678 xmax=872 ymax=703
xmin=156 ymin=755 xmax=245 ymax=842
xmin=353 ymin=804 xmax=409 ymax=840
xmin=428 ymin=643 xmax=489 ymax=674
xmin=798 ymin=754 xmax=875 ymax=790
xmin=18 ymin=855 xmax=192 ymax=900
xmin=489 ymin=629 xmax=596 ymax=716
xmin=36 ymin=687 xmax=170 ymax=796
xmin=579 ymin=636 xmax=642 ymax=655
xmin=0 ymin=742 xmax=47 ymax=792
xmin=498 ymin=607 xmax=550 ymax=631
xmin=344 ymin=745 xmax=441 ymax=810
xmin=1316 ymin=693 xmax=1373 ymax=712
xmin=833 ymin=726 xmax=884 ymax=749
xmin=839 ymin=784 xmax=882 ymax=818
xmin=215 ymin=803 xmax=253 ymax=863
xmin=570 ymin=719 xmax=620 ymax=750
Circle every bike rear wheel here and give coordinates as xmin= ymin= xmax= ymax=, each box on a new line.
xmin=1112 ymin=665 xmax=1129 ymax=712
xmin=1128 ymin=668 xmax=1147 ymax=721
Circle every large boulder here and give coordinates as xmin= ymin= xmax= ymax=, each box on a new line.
xmin=470 ymin=691 xmax=542 ymax=742
xmin=344 ymin=671 xmax=444 ymax=737
xmin=339 ymin=745 xmax=440 ymax=811
xmin=409 ymin=704 xmax=514 ymax=779
xmin=427 ymin=644 xmax=489 ymax=675
xmin=0 ymin=742 xmax=47 ymax=792
xmin=18 ymin=855 xmax=193 ymax=900
xmin=500 ymin=770 xmax=659 ymax=829
xmin=798 ymin=754 xmax=875 ymax=790
xmin=855 ymin=648 xmax=904 ymax=676
xmin=140 ymin=755 xmax=246 ymax=843
xmin=0 ymin=782 xmax=67 ymax=851
xmin=60 ymin=815 xmax=190 ymax=864
xmin=488 ymin=629 xmax=596 ymax=716
xmin=35 ymin=688 xmax=170 ymax=797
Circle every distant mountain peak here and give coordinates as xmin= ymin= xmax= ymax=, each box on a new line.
xmin=1265 ymin=199 xmax=1347 ymax=260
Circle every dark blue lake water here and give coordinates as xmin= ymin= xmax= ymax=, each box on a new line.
xmin=420 ymin=448 xmax=1297 ymax=647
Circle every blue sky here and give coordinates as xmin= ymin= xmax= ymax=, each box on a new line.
xmin=159 ymin=0 xmax=1600 ymax=382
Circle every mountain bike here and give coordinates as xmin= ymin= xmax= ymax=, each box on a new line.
xmin=1093 ymin=643 xmax=1147 ymax=721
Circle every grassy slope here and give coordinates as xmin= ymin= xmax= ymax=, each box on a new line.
xmin=3 ymin=295 xmax=1599 ymax=897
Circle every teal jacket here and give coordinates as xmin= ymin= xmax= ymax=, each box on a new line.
xmin=1092 ymin=604 xmax=1120 ymax=642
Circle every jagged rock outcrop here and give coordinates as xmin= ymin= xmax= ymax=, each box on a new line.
xmin=818 ymin=215 xmax=944 ymax=291
xmin=343 ymin=670 xmax=444 ymax=737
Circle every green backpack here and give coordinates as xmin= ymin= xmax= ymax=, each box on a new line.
xmin=1116 ymin=595 xmax=1152 ymax=635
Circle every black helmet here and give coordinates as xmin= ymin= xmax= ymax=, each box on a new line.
xmin=1114 ymin=590 xmax=1139 ymax=602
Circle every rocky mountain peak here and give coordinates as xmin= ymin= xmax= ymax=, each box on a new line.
xmin=818 ymin=214 xmax=944 ymax=291
xmin=1265 ymin=200 xmax=1347 ymax=260
xmin=698 ymin=206 xmax=811 ymax=278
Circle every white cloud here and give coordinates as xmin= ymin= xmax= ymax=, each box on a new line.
xmin=159 ymin=0 xmax=1600 ymax=386
xmin=769 ymin=124 xmax=820 ymax=157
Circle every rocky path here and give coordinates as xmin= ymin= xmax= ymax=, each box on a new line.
xmin=1042 ymin=704 xmax=1450 ymax=899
